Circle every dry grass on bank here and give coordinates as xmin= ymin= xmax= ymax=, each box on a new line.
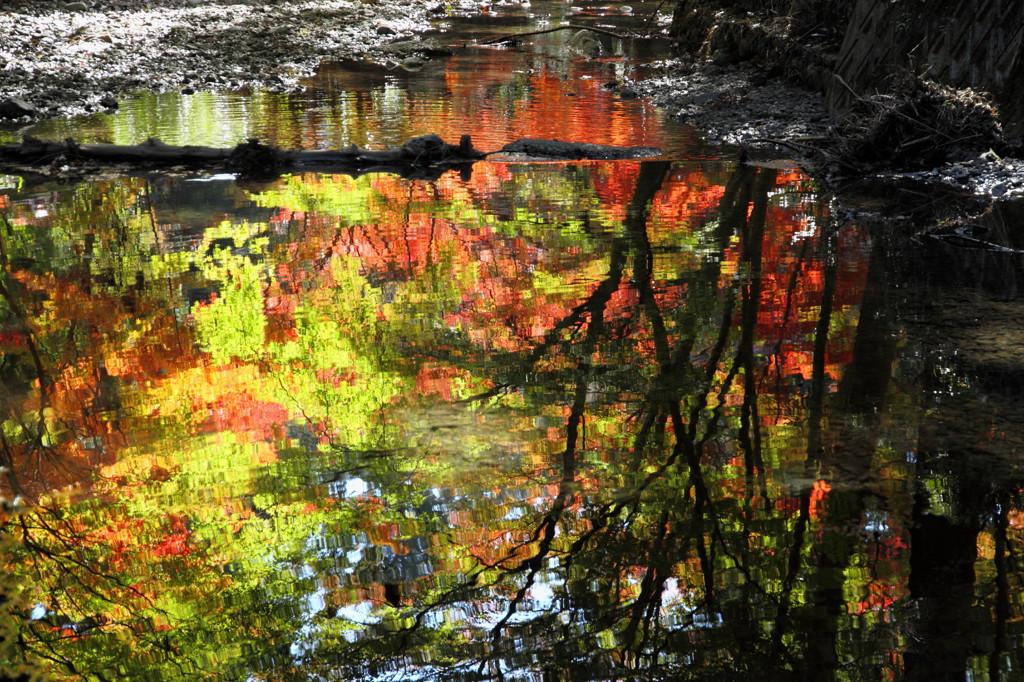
xmin=837 ymin=76 xmax=1005 ymax=169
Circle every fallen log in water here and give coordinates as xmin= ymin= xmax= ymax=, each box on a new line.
xmin=0 ymin=133 xmax=487 ymax=179
xmin=1 ymin=136 xmax=231 ymax=165
xmin=0 ymin=133 xmax=663 ymax=179
xmin=498 ymin=138 xmax=663 ymax=160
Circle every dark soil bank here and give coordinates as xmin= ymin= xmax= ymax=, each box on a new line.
xmin=654 ymin=0 xmax=1024 ymax=199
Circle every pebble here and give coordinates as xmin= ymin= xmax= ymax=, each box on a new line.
xmin=399 ymin=56 xmax=426 ymax=70
xmin=0 ymin=97 xmax=36 ymax=118
xmin=711 ymin=49 xmax=736 ymax=66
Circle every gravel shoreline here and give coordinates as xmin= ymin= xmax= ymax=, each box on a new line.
xmin=631 ymin=57 xmax=833 ymax=145
xmin=0 ymin=0 xmax=837 ymax=141
xmin=0 ymin=0 xmax=458 ymax=120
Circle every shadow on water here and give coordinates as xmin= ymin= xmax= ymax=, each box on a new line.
xmin=2 ymin=2 xmax=1024 ymax=681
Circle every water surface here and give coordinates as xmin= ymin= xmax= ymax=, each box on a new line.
xmin=2 ymin=3 xmax=1024 ymax=681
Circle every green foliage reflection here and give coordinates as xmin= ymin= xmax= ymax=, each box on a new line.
xmin=0 ymin=156 xmax=1018 ymax=682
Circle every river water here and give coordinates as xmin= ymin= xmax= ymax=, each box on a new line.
xmin=2 ymin=3 xmax=1024 ymax=681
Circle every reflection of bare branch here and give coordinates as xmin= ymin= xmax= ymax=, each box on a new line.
xmin=0 ymin=429 xmax=22 ymax=497
xmin=7 ymin=503 xmax=204 ymax=678
xmin=620 ymin=509 xmax=674 ymax=664
xmin=768 ymin=489 xmax=810 ymax=667
xmin=0 ymin=217 xmax=66 ymax=499
xmin=0 ymin=241 xmax=49 ymax=400
xmin=642 ymin=168 xmax=789 ymax=609
xmin=475 ymin=226 xmax=629 ymax=673
xmin=768 ymin=235 xmax=814 ymax=406
xmin=457 ymin=248 xmax=627 ymax=405
xmin=807 ymin=227 xmax=838 ymax=463
xmin=19 ymin=511 xmax=159 ymax=611
xmin=736 ymin=169 xmax=776 ymax=492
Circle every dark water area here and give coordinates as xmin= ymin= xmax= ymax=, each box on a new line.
xmin=2 ymin=3 xmax=1024 ymax=681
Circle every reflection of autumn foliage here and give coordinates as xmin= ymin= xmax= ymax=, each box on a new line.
xmin=260 ymin=173 xmax=627 ymax=354
xmin=150 ymin=514 xmax=194 ymax=558
xmin=442 ymin=523 xmax=539 ymax=569
xmin=1 ymin=269 xmax=195 ymax=496
xmin=810 ymin=478 xmax=832 ymax=518
xmin=416 ymin=364 xmax=480 ymax=401
xmin=0 ymin=129 xmax=899 ymax=679
xmin=197 ymin=386 xmax=290 ymax=443
xmin=852 ymin=527 xmax=910 ymax=617
xmin=754 ymin=217 xmax=869 ymax=393
xmin=437 ymin=61 xmax=677 ymax=153
xmin=854 ymin=579 xmax=904 ymax=615
xmin=648 ymin=166 xmax=727 ymax=229
xmin=95 ymin=512 xmax=196 ymax=567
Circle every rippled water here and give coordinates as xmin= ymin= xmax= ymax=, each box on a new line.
xmin=2 ymin=3 xmax=1024 ymax=681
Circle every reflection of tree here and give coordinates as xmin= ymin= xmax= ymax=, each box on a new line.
xmin=0 ymin=216 xmax=56 ymax=500
xmin=275 ymin=161 xmax=873 ymax=680
xmin=5 ymin=160 xmax=823 ymax=678
xmin=10 ymin=151 xmax=1023 ymax=681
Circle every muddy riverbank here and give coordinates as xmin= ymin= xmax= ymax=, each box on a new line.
xmin=631 ymin=57 xmax=1024 ymax=201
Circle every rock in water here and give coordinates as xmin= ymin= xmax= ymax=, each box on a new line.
xmin=380 ymin=38 xmax=453 ymax=58
xmin=567 ymin=29 xmax=602 ymax=58
xmin=0 ymin=98 xmax=37 ymax=119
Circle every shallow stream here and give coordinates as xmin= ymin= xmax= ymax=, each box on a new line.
xmin=2 ymin=3 xmax=1024 ymax=680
